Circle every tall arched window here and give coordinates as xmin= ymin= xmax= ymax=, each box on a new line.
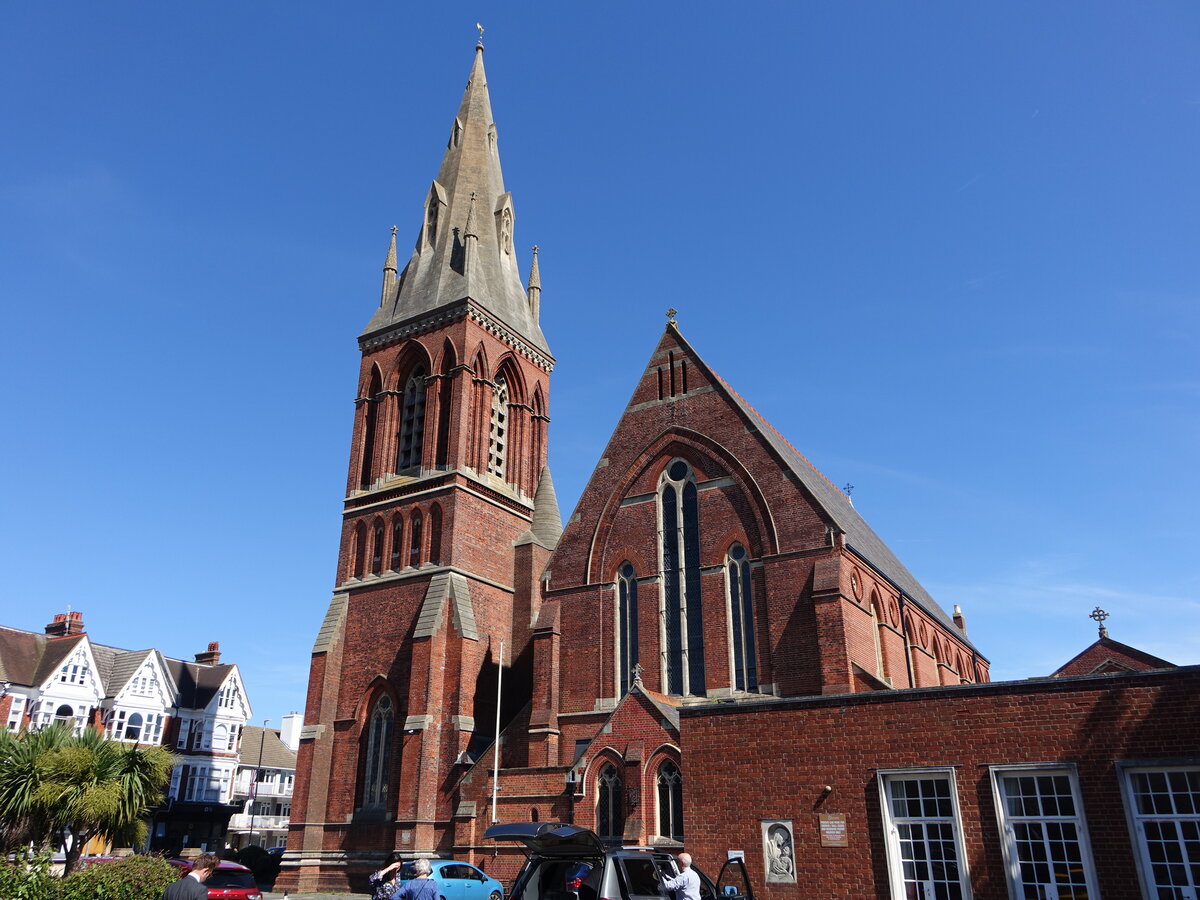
xmin=657 ymin=761 xmax=683 ymax=841
xmin=359 ymin=369 xmax=382 ymax=489
xmin=726 ymin=544 xmax=758 ymax=691
xmin=659 ymin=459 xmax=705 ymax=696
xmin=597 ymin=764 xmax=623 ymax=841
xmin=617 ymin=563 xmax=639 ymax=697
xmin=396 ymin=366 xmax=427 ymax=471
xmin=390 ymin=515 xmax=403 ymax=570
xmin=487 ymin=376 xmax=509 ymax=479
xmin=371 ymin=522 xmax=384 ymax=575
xmin=428 ymin=505 xmax=442 ymax=564
xmin=409 ymin=510 xmax=423 ymax=567
xmin=363 ymin=696 xmax=394 ymax=809
xmin=352 ymin=523 xmax=367 ymax=579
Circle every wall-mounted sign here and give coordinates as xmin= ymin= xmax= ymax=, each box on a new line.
xmin=818 ymin=813 xmax=848 ymax=848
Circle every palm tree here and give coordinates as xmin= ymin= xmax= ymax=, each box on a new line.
xmin=0 ymin=724 xmax=175 ymax=875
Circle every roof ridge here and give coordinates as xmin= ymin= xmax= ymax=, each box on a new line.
xmin=710 ymin=370 xmax=849 ymax=502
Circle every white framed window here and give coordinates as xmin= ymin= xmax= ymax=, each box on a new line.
xmin=1120 ymin=764 xmax=1200 ymax=900
xmin=58 ymin=648 xmax=91 ymax=685
xmin=219 ymin=680 xmax=242 ymax=711
xmin=878 ymin=768 xmax=972 ymax=900
xmin=990 ymin=765 xmax=1098 ymax=899
xmin=6 ymin=695 xmax=26 ymax=731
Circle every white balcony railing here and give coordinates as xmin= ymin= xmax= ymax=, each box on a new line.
xmin=232 ymin=781 xmax=293 ymax=799
xmin=227 ymin=814 xmax=289 ymax=831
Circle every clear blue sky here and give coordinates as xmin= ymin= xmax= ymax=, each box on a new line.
xmin=2 ymin=3 xmax=1197 ymax=723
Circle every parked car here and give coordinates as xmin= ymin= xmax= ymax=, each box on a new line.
xmin=169 ymin=858 xmax=264 ymax=900
xmin=484 ymin=823 xmax=753 ymax=900
xmin=397 ymin=858 xmax=505 ymax=900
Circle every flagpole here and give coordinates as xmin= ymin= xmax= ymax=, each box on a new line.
xmin=491 ymin=638 xmax=503 ymax=823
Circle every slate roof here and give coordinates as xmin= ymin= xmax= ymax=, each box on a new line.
xmin=672 ymin=325 xmax=979 ymax=654
xmin=362 ymin=46 xmax=549 ymax=354
xmin=239 ymin=726 xmax=297 ymax=771
xmin=0 ymin=622 xmax=226 ymax=710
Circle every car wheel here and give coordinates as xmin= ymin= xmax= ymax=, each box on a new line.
xmin=489 ymin=891 xmax=502 ymax=900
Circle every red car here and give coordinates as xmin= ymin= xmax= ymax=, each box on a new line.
xmin=169 ymin=859 xmax=264 ymax=900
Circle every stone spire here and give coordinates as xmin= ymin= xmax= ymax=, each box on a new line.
xmin=380 ymin=226 xmax=398 ymax=305
xmin=362 ymin=45 xmax=549 ymax=352
xmin=526 ymin=245 xmax=541 ymax=319
xmin=516 ymin=465 xmax=563 ymax=548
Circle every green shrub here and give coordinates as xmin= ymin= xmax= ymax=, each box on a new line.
xmin=57 ymin=855 xmax=179 ymax=900
xmin=0 ymin=852 xmax=56 ymax=900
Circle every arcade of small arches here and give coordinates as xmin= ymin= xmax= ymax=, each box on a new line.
xmin=355 ymin=340 xmax=548 ymax=495
xmin=348 ymin=504 xmax=444 ymax=581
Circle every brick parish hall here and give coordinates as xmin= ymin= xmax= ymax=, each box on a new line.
xmin=278 ymin=42 xmax=1198 ymax=900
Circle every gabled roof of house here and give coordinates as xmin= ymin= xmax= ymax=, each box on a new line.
xmin=239 ymin=726 xmax=296 ymax=771
xmin=0 ymin=622 xmax=230 ymax=709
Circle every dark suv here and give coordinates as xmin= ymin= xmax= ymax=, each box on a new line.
xmin=484 ymin=824 xmax=753 ymax=900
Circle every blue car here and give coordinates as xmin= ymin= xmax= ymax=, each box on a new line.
xmin=400 ymin=859 xmax=504 ymax=900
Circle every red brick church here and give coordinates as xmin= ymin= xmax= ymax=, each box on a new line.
xmin=281 ymin=45 xmax=1197 ymax=900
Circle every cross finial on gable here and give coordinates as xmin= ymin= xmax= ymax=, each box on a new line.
xmin=1090 ymin=606 xmax=1110 ymax=638
xmin=666 ymin=308 xmax=678 ymax=325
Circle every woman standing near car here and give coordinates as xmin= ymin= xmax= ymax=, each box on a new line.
xmin=392 ymin=858 xmax=440 ymax=900
xmin=370 ymin=852 xmax=406 ymax=900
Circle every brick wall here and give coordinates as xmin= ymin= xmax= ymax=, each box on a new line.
xmin=681 ymin=667 xmax=1200 ymax=899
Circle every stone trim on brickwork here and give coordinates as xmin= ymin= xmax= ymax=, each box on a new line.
xmin=311 ymin=593 xmax=348 ymax=654
xmin=413 ymin=572 xmax=479 ymax=640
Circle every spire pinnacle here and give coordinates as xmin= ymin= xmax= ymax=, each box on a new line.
xmin=380 ymin=226 xmax=399 ymax=306
xmin=526 ymin=244 xmax=542 ymax=322
xmin=516 ymin=466 xmax=563 ymax=549
xmin=360 ymin=44 xmax=550 ymax=357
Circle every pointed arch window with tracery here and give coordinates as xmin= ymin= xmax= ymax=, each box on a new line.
xmin=659 ymin=459 xmax=705 ymax=696
xmin=657 ymin=760 xmax=684 ymax=841
xmin=397 ymin=366 xmax=427 ymax=472
xmin=617 ymin=563 xmax=639 ymax=697
xmin=362 ymin=695 xmax=393 ymax=809
xmin=597 ymin=763 xmax=624 ymax=841
xmin=726 ymin=543 xmax=758 ymax=691
xmin=487 ymin=376 xmax=509 ymax=479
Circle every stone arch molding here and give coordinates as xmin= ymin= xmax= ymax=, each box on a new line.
xmin=585 ymin=427 xmax=779 ymax=585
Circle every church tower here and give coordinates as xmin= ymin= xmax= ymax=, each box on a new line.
xmin=283 ymin=43 xmax=558 ymax=891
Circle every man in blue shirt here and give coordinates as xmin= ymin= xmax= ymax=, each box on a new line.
xmin=663 ymin=853 xmax=701 ymax=900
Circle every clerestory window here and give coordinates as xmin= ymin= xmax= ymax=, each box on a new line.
xmin=396 ymin=366 xmax=427 ymax=471
xmin=659 ymin=459 xmax=705 ymax=696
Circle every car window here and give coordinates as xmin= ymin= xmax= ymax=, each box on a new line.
xmin=690 ymin=865 xmax=718 ymax=900
xmin=207 ymin=870 xmax=256 ymax=888
xmin=510 ymin=858 xmax=600 ymax=900
xmin=463 ymin=865 xmax=485 ymax=881
xmin=619 ymin=857 xmax=666 ymax=898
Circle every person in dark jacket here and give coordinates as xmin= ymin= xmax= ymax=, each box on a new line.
xmin=163 ymin=853 xmax=219 ymax=900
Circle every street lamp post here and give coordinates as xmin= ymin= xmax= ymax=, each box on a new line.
xmin=247 ymin=718 xmax=270 ymax=848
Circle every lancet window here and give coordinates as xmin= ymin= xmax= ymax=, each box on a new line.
xmin=487 ymin=376 xmax=509 ymax=479
xmin=617 ymin=563 xmax=639 ymax=697
xmin=659 ymin=459 xmax=705 ymax=696
xmin=363 ymin=696 xmax=393 ymax=809
xmin=725 ymin=543 xmax=758 ymax=691
xmin=396 ymin=366 xmax=427 ymax=472
xmin=597 ymin=763 xmax=624 ymax=840
xmin=657 ymin=761 xmax=684 ymax=841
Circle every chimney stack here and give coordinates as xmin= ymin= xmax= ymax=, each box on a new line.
xmin=194 ymin=641 xmax=221 ymax=666
xmin=45 ymin=610 xmax=85 ymax=637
